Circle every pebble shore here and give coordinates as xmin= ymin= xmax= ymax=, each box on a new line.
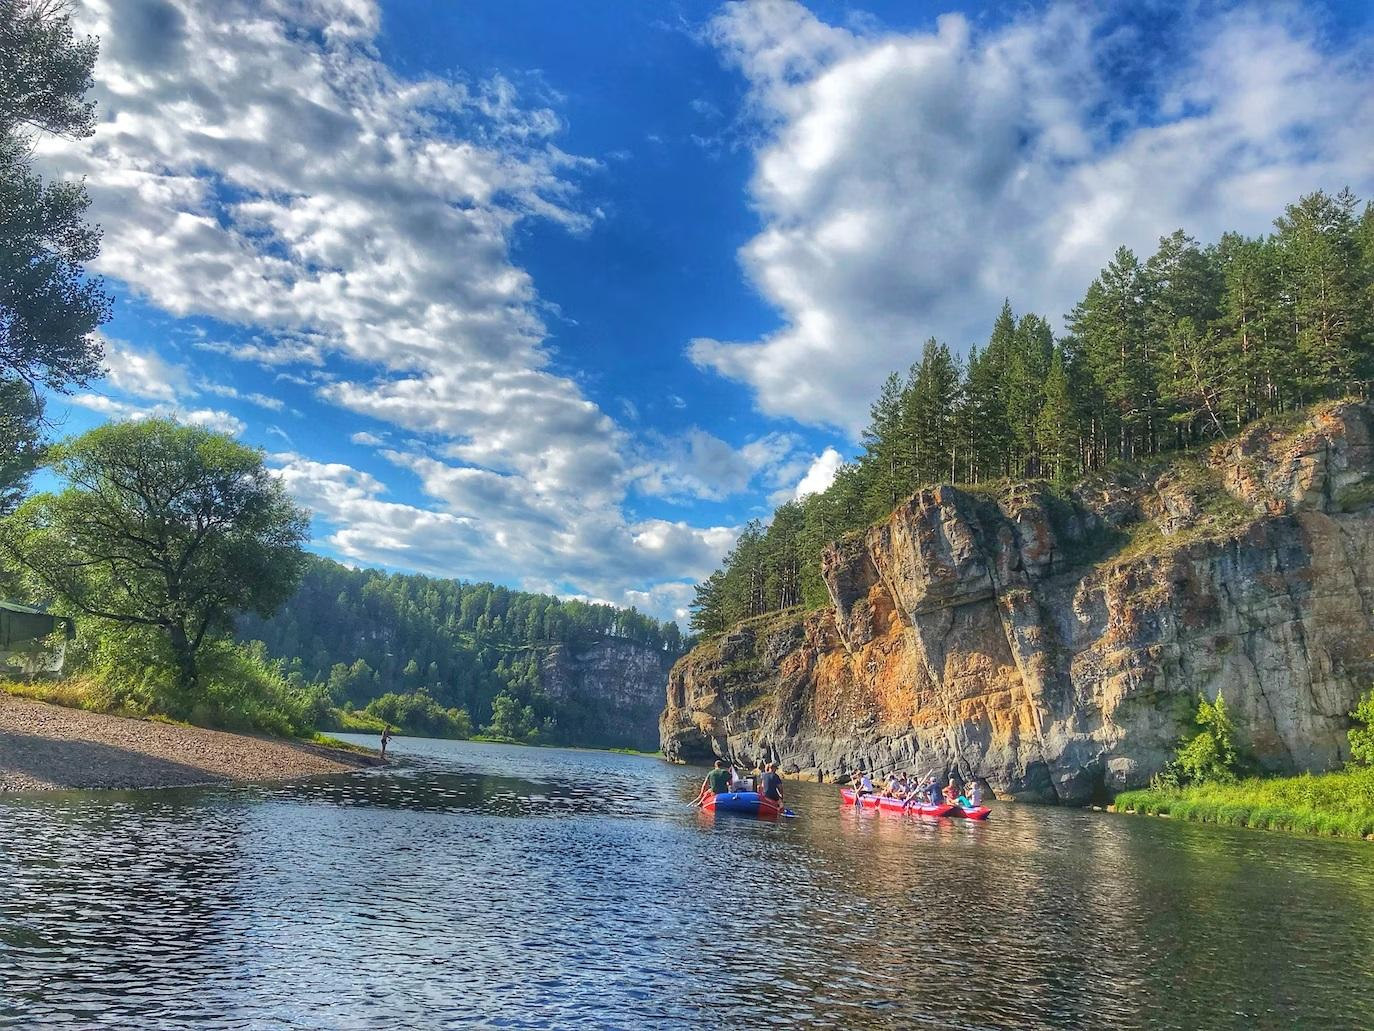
xmin=0 ymin=694 xmax=376 ymax=791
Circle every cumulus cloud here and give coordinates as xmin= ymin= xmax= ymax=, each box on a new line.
xmin=633 ymin=428 xmax=803 ymax=502
xmin=30 ymin=0 xmax=736 ymax=621
xmin=199 ymin=382 xmax=286 ymax=412
xmin=793 ymin=446 xmax=844 ymax=499
xmin=70 ymin=394 xmax=247 ymax=435
xmin=693 ymin=1 xmax=1374 ymax=433
xmin=269 ymin=452 xmax=734 ymax=616
xmin=100 ymin=336 xmax=188 ymax=401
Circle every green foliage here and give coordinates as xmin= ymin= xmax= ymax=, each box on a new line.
xmin=1349 ymin=686 xmax=1374 ymax=766
xmin=483 ymin=690 xmax=549 ymax=743
xmin=363 ymin=690 xmax=471 ymax=739
xmin=1116 ymin=764 xmax=1374 ymax=840
xmin=1163 ymin=693 xmax=1242 ymax=786
xmin=237 ymin=555 xmax=683 ymax=749
xmin=1 ymin=0 xmax=110 ymax=510
xmin=1 ymin=420 xmax=310 ymax=693
xmin=0 ymin=0 xmax=110 ymax=395
xmin=691 ymin=188 xmax=1374 ymax=639
xmin=60 ymin=623 xmax=326 ymax=737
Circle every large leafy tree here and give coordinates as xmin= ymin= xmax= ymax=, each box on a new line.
xmin=1 ymin=420 xmax=310 ymax=694
xmin=1 ymin=0 xmax=110 ymax=499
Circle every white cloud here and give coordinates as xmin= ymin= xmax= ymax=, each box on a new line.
xmin=29 ymin=0 xmax=733 ymax=621
xmin=793 ymin=446 xmax=844 ymax=499
xmin=633 ymin=428 xmax=802 ymax=501
xmin=199 ymin=382 xmax=286 ymax=411
xmin=268 ymin=452 xmax=734 ymax=622
xmin=100 ymin=335 xmax=188 ymax=401
xmin=350 ymin=431 xmax=384 ymax=446
xmin=694 ymin=1 xmax=1374 ymax=433
xmin=70 ymin=394 xmax=246 ymax=435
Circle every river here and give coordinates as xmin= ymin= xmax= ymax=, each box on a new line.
xmin=2 ymin=735 xmax=1371 ymax=1029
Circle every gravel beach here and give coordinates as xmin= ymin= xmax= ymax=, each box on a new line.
xmin=0 ymin=694 xmax=377 ymax=791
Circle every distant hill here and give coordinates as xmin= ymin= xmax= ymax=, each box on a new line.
xmin=239 ymin=556 xmax=685 ymax=749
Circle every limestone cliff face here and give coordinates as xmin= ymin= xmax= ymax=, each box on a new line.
xmin=661 ymin=402 xmax=1374 ymax=803
xmin=541 ymin=639 xmax=673 ymax=750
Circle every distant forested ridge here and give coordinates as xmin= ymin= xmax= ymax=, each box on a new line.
xmin=691 ymin=189 xmax=1374 ymax=635
xmin=239 ymin=556 xmax=685 ymax=747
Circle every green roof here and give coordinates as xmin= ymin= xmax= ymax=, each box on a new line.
xmin=0 ymin=600 xmax=51 ymax=615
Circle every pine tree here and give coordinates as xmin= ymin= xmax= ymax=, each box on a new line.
xmin=1067 ymin=247 xmax=1151 ymax=462
xmin=1037 ymin=348 xmax=1078 ymax=482
xmin=860 ymin=371 xmax=907 ymax=520
xmin=1005 ymin=314 xmax=1054 ymax=476
xmin=907 ymin=338 xmax=960 ymax=483
xmin=1274 ymin=189 xmax=1363 ymax=398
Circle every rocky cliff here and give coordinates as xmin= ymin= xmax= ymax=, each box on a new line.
xmin=661 ymin=402 xmax=1374 ymax=803
xmin=541 ymin=638 xmax=673 ymax=750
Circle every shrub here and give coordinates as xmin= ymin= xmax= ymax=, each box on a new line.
xmin=1349 ymin=686 xmax=1374 ymax=765
xmin=363 ymin=690 xmax=471 ymax=738
xmin=69 ymin=623 xmax=325 ymax=736
xmin=1171 ymin=693 xmax=1242 ymax=785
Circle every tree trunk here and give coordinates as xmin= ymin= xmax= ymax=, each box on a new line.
xmin=168 ymin=623 xmax=199 ymax=695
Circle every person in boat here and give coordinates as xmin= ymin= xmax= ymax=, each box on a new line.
xmin=758 ymin=762 xmax=784 ymax=804
xmin=928 ymin=777 xmax=945 ymax=806
xmin=702 ymin=760 xmax=732 ymax=801
xmin=884 ymin=772 xmax=903 ymax=798
xmin=943 ymin=777 xmax=962 ymax=805
xmin=967 ymin=779 xmax=985 ymax=807
xmin=728 ymin=765 xmax=746 ymax=792
xmin=851 ymin=769 xmax=875 ymax=796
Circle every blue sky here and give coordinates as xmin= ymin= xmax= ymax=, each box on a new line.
xmin=35 ymin=0 xmax=1374 ymax=623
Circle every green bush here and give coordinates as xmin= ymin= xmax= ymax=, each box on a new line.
xmin=70 ymin=623 xmax=325 ymax=737
xmin=363 ymin=690 xmax=471 ymax=738
xmin=1350 ymin=686 xmax=1374 ymax=765
xmin=1170 ymin=693 xmax=1242 ymax=785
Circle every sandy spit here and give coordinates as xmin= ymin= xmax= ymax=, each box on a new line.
xmin=0 ymin=694 xmax=379 ymax=791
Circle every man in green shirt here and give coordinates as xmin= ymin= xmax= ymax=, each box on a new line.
xmin=701 ymin=759 xmax=732 ymax=801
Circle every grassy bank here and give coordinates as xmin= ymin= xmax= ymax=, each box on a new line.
xmin=1115 ymin=765 xmax=1374 ymax=840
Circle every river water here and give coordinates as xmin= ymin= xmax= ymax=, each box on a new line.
xmin=2 ymin=736 xmax=1371 ymax=1029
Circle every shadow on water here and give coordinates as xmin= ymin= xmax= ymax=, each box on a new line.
xmin=2 ymin=734 xmax=1372 ymax=1029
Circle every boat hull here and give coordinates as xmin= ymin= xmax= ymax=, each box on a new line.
xmin=840 ymin=787 xmax=989 ymax=820
xmin=702 ymin=791 xmax=782 ymax=819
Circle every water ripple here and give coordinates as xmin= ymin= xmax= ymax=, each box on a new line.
xmin=1 ymin=735 xmax=1371 ymax=1029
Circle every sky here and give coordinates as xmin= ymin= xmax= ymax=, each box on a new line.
xmin=32 ymin=0 xmax=1374 ymax=624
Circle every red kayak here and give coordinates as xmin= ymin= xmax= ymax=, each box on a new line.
xmin=840 ymin=787 xmax=990 ymax=820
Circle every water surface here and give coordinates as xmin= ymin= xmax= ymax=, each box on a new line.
xmin=2 ymin=735 xmax=1371 ymax=1029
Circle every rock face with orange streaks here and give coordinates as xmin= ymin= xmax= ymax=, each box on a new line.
xmin=660 ymin=401 xmax=1374 ymax=803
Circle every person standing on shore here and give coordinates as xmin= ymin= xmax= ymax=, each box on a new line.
xmin=380 ymin=723 xmax=393 ymax=759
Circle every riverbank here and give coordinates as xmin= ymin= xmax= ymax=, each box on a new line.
xmin=0 ymin=694 xmax=380 ymax=791
xmin=1114 ymin=766 xmax=1374 ymax=840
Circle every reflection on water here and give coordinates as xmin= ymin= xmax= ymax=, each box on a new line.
xmin=2 ymin=735 xmax=1372 ymax=1029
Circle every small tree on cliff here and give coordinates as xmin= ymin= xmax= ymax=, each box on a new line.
xmin=1349 ymin=687 xmax=1374 ymax=765
xmin=1172 ymin=693 xmax=1242 ymax=784
xmin=1 ymin=419 xmax=309 ymax=696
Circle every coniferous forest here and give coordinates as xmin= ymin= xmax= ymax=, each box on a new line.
xmin=239 ymin=556 xmax=685 ymax=744
xmin=691 ymin=190 xmax=1374 ymax=635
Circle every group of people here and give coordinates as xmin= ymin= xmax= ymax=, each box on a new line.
xmin=699 ymin=758 xmax=784 ymax=803
xmin=850 ymin=768 xmax=985 ymax=808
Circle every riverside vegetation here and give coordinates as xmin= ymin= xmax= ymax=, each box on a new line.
xmin=1114 ymin=689 xmax=1374 ymax=839
xmin=0 ymin=3 xmax=680 ymax=751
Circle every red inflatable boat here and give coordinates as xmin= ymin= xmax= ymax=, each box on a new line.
xmin=840 ymin=787 xmax=991 ymax=820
